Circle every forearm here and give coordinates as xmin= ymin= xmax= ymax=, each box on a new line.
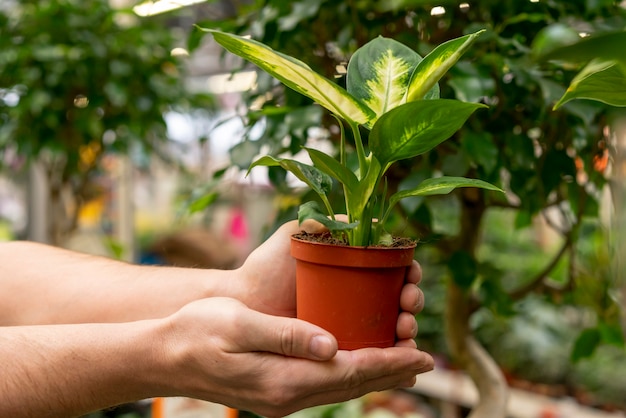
xmin=0 ymin=241 xmax=241 ymax=325
xmin=0 ymin=320 xmax=165 ymax=418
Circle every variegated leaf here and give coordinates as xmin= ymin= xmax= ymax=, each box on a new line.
xmin=304 ymin=147 xmax=359 ymax=191
xmin=389 ymin=176 xmax=503 ymax=208
xmin=202 ymin=29 xmax=376 ymax=125
xmin=247 ymin=155 xmax=333 ymax=196
xmin=298 ymin=201 xmax=358 ymax=230
xmin=554 ymin=59 xmax=626 ymax=109
xmin=406 ymin=30 xmax=485 ymax=102
xmin=369 ymin=99 xmax=487 ymax=167
xmin=347 ymin=37 xmax=421 ymax=124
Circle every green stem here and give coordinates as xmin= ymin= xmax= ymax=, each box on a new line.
xmin=335 ymin=116 xmax=355 ymax=244
xmin=350 ymin=121 xmax=367 ymax=180
xmin=349 ymin=121 xmax=369 ymax=245
xmin=320 ymin=195 xmax=336 ymax=221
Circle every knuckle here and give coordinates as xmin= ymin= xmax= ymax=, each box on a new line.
xmin=279 ymin=325 xmax=298 ymax=356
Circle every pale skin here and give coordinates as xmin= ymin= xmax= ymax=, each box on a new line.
xmin=0 ymin=220 xmax=434 ymax=418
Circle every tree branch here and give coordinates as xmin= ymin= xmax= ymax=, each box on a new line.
xmin=508 ymin=231 xmax=574 ymax=300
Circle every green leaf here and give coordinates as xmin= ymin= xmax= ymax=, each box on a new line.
xmin=248 ymin=155 xmax=333 ymax=197
xmin=539 ymin=30 xmax=626 ymax=65
xmin=554 ymin=59 xmax=626 ymax=108
xmin=188 ymin=192 xmax=218 ymax=214
xmin=369 ymin=99 xmax=487 ymax=167
xmin=346 ymin=36 xmax=422 ymax=124
xmin=201 ymin=29 xmax=375 ymax=125
xmin=571 ymin=327 xmax=602 ymax=363
xmin=598 ymin=322 xmax=625 ymax=347
xmin=278 ymin=0 xmax=324 ymax=31
xmin=389 ymin=176 xmax=503 ymax=209
xmin=530 ymin=23 xmax=581 ymax=60
xmin=349 ymin=154 xmax=383 ymax=219
xmin=230 ymin=140 xmax=262 ymax=169
xmin=448 ymin=250 xmax=477 ymax=289
xmin=304 ymin=147 xmax=358 ymax=190
xmin=297 ymin=201 xmax=358 ymax=231
xmin=461 ymin=131 xmax=499 ymax=173
xmin=406 ymin=30 xmax=485 ymax=101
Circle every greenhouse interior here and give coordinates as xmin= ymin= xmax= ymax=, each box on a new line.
xmin=1 ymin=1 xmax=626 ymax=417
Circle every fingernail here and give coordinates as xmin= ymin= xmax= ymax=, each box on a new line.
xmin=310 ymin=335 xmax=334 ymax=360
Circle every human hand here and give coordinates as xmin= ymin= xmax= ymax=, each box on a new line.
xmin=235 ymin=219 xmax=425 ymax=347
xmin=158 ymin=297 xmax=434 ymax=417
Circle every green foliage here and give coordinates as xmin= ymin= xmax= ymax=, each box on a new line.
xmin=0 ymin=0 xmax=213 ymax=242
xmin=199 ymin=28 xmax=501 ymax=246
xmin=1 ymin=0 xmax=199 ymax=168
xmin=191 ymin=0 xmax=620 ymax=243
xmin=535 ymin=29 xmax=626 ymax=109
xmin=192 ymin=0 xmax=625 ymax=404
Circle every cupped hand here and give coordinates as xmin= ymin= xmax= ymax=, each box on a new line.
xmin=235 ymin=219 xmax=425 ymax=346
xmin=159 ymin=297 xmax=434 ymax=417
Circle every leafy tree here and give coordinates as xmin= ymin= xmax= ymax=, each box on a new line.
xmin=193 ymin=0 xmax=626 ymax=416
xmin=0 ymin=0 xmax=213 ymax=244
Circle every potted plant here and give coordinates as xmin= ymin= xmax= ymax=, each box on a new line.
xmin=199 ymin=27 xmax=503 ymax=349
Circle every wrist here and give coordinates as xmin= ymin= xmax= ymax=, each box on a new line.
xmin=89 ymin=319 xmax=174 ymax=403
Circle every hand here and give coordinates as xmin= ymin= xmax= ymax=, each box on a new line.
xmin=158 ymin=297 xmax=434 ymax=417
xmin=236 ymin=220 xmax=426 ymax=346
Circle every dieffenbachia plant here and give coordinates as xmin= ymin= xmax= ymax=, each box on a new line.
xmin=200 ymin=27 xmax=503 ymax=246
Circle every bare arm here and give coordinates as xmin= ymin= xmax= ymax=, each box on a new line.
xmin=0 ymin=220 xmax=424 ymax=332
xmin=0 ymin=319 xmax=161 ymax=417
xmin=0 ymin=298 xmax=434 ymax=418
xmin=0 ymin=241 xmax=237 ymax=325
xmin=0 ymin=220 xmax=432 ymax=417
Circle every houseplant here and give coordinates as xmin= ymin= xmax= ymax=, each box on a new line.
xmin=200 ymin=28 xmax=503 ymax=348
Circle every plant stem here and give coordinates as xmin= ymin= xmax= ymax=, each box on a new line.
xmin=349 ymin=121 xmax=373 ymax=246
xmin=350 ymin=121 xmax=367 ymax=180
xmin=336 ymin=116 xmax=356 ymax=244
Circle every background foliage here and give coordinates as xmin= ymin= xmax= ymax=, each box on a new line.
xmin=192 ymin=0 xmax=626 ymax=412
xmin=1 ymin=0 xmax=624 ymax=414
xmin=0 ymin=0 xmax=213 ymax=244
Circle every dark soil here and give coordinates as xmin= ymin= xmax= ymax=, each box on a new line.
xmin=292 ymin=231 xmax=416 ymax=248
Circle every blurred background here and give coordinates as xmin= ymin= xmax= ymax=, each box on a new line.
xmin=1 ymin=0 xmax=626 ymax=417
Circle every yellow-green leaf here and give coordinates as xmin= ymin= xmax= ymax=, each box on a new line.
xmin=347 ymin=37 xmax=422 ymax=124
xmin=406 ymin=30 xmax=485 ymax=102
xmin=554 ymin=59 xmax=626 ymax=109
xmin=200 ymin=28 xmax=375 ymax=125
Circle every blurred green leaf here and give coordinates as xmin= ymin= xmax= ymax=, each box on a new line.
xmin=297 ymin=201 xmax=357 ymax=231
xmin=187 ymin=192 xmax=219 ymax=214
xmin=554 ymin=59 xmax=626 ymax=108
xmin=539 ymin=30 xmax=626 ymax=65
xmin=461 ymin=131 xmax=498 ymax=174
xmin=449 ymin=250 xmax=478 ymax=289
xmin=571 ymin=327 xmax=602 ymax=362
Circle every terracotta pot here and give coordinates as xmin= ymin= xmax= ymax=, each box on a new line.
xmin=291 ymin=235 xmax=416 ymax=350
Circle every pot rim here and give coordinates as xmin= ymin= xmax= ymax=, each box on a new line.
xmin=290 ymin=233 xmax=417 ymax=250
xmin=290 ymin=234 xmax=416 ymax=268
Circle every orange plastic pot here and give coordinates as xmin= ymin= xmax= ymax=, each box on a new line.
xmin=291 ymin=235 xmax=416 ymax=350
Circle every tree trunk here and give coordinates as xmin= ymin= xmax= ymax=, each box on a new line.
xmin=444 ymin=189 xmax=508 ymax=418
xmin=610 ymin=117 xmax=626 ymax=340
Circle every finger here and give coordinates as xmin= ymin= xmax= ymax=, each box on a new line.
xmin=400 ymin=282 xmax=424 ymax=314
xmin=398 ymin=376 xmax=417 ymax=388
xmin=395 ymin=338 xmax=417 ymax=349
xmin=396 ymin=311 xmax=417 ymax=340
xmin=242 ymin=311 xmax=338 ymax=361
xmin=300 ymin=214 xmax=350 ymax=235
xmin=406 ymin=260 xmax=422 ymax=285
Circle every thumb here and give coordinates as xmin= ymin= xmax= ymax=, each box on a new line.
xmin=243 ymin=312 xmax=338 ymax=360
